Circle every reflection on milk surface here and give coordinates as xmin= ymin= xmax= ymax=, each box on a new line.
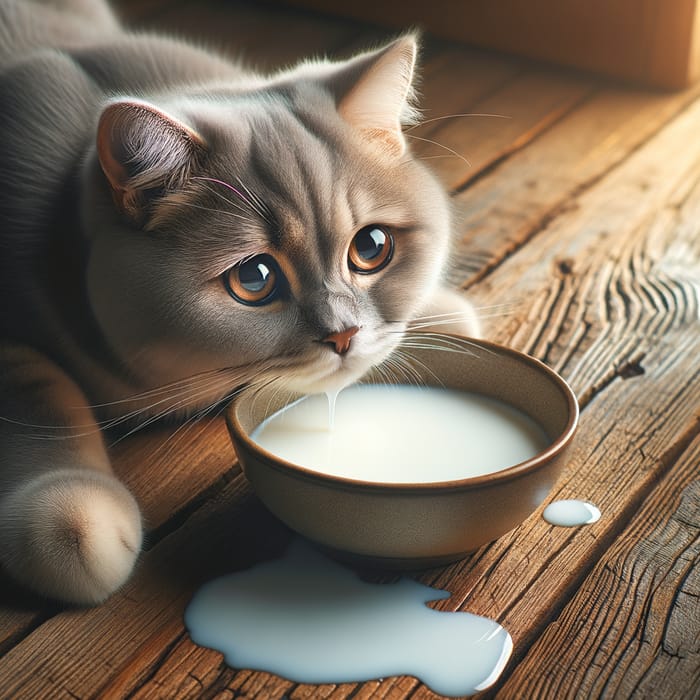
xmin=185 ymin=539 xmax=513 ymax=697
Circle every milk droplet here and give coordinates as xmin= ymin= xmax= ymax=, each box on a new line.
xmin=325 ymin=388 xmax=339 ymax=431
xmin=185 ymin=539 xmax=512 ymax=697
xmin=543 ymin=499 xmax=601 ymax=527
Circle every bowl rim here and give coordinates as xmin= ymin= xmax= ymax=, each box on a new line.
xmin=226 ymin=336 xmax=579 ymax=493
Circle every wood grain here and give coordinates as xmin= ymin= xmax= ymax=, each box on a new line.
xmin=413 ymin=69 xmax=594 ymax=191
xmin=450 ymin=81 xmax=700 ymax=291
xmin=1 ymin=1 xmax=699 ymax=698
xmin=22 ymin=41 xmax=698 ymax=700
xmin=496 ymin=435 xmax=700 ymax=699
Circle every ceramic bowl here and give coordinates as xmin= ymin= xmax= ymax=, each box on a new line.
xmin=226 ymin=336 xmax=578 ymax=568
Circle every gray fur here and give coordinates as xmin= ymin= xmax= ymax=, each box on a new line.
xmin=0 ymin=0 xmax=477 ymax=604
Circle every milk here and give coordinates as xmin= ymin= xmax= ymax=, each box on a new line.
xmin=251 ymin=384 xmax=549 ymax=483
xmin=543 ymin=499 xmax=601 ymax=526
xmin=185 ymin=538 xmax=513 ymax=697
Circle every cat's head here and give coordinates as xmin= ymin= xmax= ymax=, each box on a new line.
xmin=81 ymin=36 xmax=452 ymax=404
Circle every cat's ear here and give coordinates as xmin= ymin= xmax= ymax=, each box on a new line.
xmin=96 ymin=99 xmax=206 ymax=225
xmin=332 ymin=36 xmax=418 ymax=156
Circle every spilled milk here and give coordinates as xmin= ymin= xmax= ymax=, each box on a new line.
xmin=543 ymin=499 xmax=601 ymax=527
xmin=184 ymin=385 xmax=566 ymax=693
xmin=185 ymin=539 xmax=513 ymax=697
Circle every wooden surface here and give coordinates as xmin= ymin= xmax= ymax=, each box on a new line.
xmin=1 ymin=1 xmax=699 ymax=698
xmin=282 ymin=0 xmax=700 ymax=89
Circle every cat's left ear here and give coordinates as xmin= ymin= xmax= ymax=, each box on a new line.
xmin=331 ymin=35 xmax=419 ymax=157
xmin=96 ymin=99 xmax=206 ymax=225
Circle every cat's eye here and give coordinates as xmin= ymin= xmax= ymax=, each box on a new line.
xmin=348 ymin=225 xmax=393 ymax=274
xmin=224 ymin=254 xmax=280 ymax=305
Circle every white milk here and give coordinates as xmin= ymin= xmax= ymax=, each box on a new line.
xmin=251 ymin=384 xmax=549 ymax=483
xmin=185 ymin=538 xmax=513 ymax=697
xmin=543 ymin=499 xmax=601 ymax=526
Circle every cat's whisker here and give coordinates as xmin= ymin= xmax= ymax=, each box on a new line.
xmin=404 ymin=133 xmax=471 ymax=168
xmin=0 ymin=373 xmax=220 ymax=432
xmin=405 ymin=112 xmax=511 ymax=132
xmin=99 ymin=361 xmax=274 ymax=443
xmin=106 ymin=372 xmax=244 ymax=447
xmin=189 ymin=176 xmax=275 ymax=228
xmin=83 ymin=368 xmax=232 ymax=411
xmin=0 ymin=372 xmax=223 ymax=437
xmin=159 ymin=198 xmax=256 ymax=225
xmin=192 ymin=176 xmax=250 ymax=206
xmin=386 ymin=355 xmax=421 ymax=387
xmin=234 ymin=176 xmax=275 ymax=226
xmin=195 ymin=182 xmax=255 ymax=219
xmin=261 ymin=377 xmax=297 ymax=427
xmin=401 ymin=341 xmax=486 ymax=360
xmin=151 ymin=378 xmax=263 ymax=460
xmin=409 ymin=304 xmax=515 ymax=323
xmin=149 ymin=373 xmax=280 ymax=464
xmin=407 ymin=314 xmax=507 ymax=330
xmin=95 ymin=370 xmax=239 ymax=432
xmin=385 ymin=350 xmax=421 ymax=386
xmin=392 ymin=348 xmax=442 ymax=387
xmin=399 ymin=332 xmax=484 ymax=356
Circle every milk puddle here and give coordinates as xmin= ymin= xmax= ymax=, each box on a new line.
xmin=543 ymin=500 xmax=601 ymax=527
xmin=185 ymin=539 xmax=512 ymax=696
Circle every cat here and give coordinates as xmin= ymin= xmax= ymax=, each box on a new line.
xmin=0 ymin=0 xmax=478 ymax=605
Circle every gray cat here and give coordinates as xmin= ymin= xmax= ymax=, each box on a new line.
xmin=0 ymin=0 xmax=478 ymax=605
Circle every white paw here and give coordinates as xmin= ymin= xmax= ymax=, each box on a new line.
xmin=0 ymin=469 xmax=142 ymax=605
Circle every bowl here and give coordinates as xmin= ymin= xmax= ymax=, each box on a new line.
xmin=226 ymin=335 xmax=578 ymax=568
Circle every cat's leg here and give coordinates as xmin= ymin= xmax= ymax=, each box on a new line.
xmin=413 ymin=287 xmax=481 ymax=338
xmin=0 ymin=344 xmax=142 ymax=605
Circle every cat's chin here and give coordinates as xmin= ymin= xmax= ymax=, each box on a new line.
xmin=283 ymin=367 xmax=366 ymax=396
xmin=282 ymin=355 xmax=378 ymax=396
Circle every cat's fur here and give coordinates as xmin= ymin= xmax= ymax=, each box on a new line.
xmin=0 ymin=0 xmax=478 ymax=604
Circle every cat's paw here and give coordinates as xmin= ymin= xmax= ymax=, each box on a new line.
xmin=412 ymin=287 xmax=481 ymax=338
xmin=0 ymin=469 xmax=142 ymax=605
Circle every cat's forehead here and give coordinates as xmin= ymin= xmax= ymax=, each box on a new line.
xmin=182 ymin=91 xmax=432 ymax=274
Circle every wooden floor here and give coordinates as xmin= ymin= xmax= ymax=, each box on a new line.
xmin=2 ymin=1 xmax=700 ymax=698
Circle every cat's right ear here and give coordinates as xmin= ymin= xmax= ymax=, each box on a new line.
xmin=96 ymin=99 xmax=206 ymax=226
xmin=329 ymin=35 xmax=419 ymax=157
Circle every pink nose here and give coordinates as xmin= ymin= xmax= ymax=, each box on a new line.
xmin=322 ymin=326 xmax=359 ymax=355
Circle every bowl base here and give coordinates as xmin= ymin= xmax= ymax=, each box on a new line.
xmin=315 ymin=542 xmax=474 ymax=572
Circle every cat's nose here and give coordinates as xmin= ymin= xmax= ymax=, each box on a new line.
xmin=322 ymin=326 xmax=359 ymax=355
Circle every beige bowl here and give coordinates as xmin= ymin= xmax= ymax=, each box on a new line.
xmin=226 ymin=336 xmax=578 ymax=568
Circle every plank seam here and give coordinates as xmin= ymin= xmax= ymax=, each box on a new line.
xmin=0 ymin=610 xmax=55 ymax=658
xmin=143 ymin=465 xmax=241 ymax=552
xmin=120 ymin=628 xmax=189 ymax=700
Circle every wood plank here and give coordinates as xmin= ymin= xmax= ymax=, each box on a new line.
xmin=463 ymin=90 xmax=700 ymax=390
xmin=411 ymin=46 xmax=525 ymax=137
xmin=497 ymin=434 xmax=700 ymax=699
xmin=412 ymin=68 xmax=594 ymax=191
xmin=111 ymin=418 xmax=236 ymax=538
xmin=449 ymin=81 xmax=700 ymax=289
